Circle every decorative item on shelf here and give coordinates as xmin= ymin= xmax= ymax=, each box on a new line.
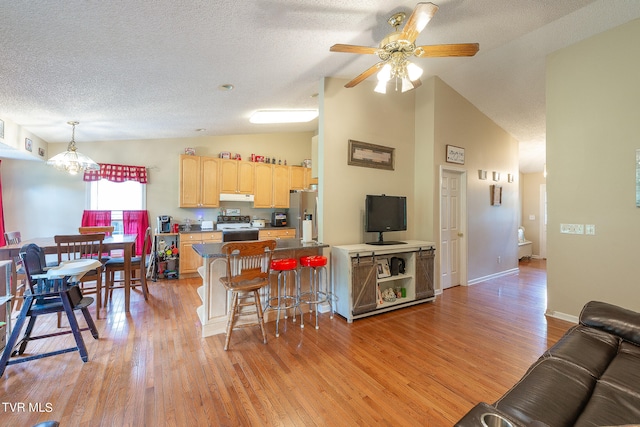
xmin=376 ymin=258 xmax=391 ymax=278
xmin=491 ymin=185 xmax=503 ymax=206
xmin=508 ymin=173 xmax=514 ymax=183
xmin=381 ymin=287 xmax=397 ymax=302
xmin=184 ymin=147 xmax=195 ymax=155
xmin=234 ymin=153 xmax=241 ymax=160
xmin=219 ymin=151 xmax=231 ymax=159
xmin=492 ymin=171 xmax=500 ymax=181
xmin=302 ymin=159 xmax=311 ymax=168
xmin=446 ymin=145 xmax=465 ymax=165
xmin=478 ymin=170 xmax=487 ymax=180
xmin=46 ymin=121 xmax=100 ymax=175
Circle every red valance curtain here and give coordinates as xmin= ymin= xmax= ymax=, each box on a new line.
xmin=123 ymin=210 xmax=150 ymax=255
xmin=81 ymin=210 xmax=112 ymax=227
xmin=83 ymin=163 xmax=148 ymax=183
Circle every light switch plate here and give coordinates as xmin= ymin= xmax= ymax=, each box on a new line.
xmin=560 ymin=223 xmax=584 ymax=234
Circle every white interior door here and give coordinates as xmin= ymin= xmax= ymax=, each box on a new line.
xmin=441 ymin=170 xmax=461 ymax=289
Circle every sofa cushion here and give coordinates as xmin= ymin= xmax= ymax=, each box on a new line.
xmin=598 ymin=341 xmax=640 ymax=394
xmin=495 ymin=357 xmax=595 ymax=427
xmin=542 ymin=325 xmax=620 ymax=377
xmin=573 ymin=381 xmax=640 ymax=427
xmin=580 ymin=300 xmax=640 ymax=345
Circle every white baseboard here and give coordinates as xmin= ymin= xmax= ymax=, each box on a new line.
xmin=545 ymin=310 xmax=579 ymax=324
xmin=466 ymin=268 xmax=519 ymax=286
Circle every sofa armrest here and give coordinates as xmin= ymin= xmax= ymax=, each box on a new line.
xmin=455 ymin=403 xmax=530 ymax=427
xmin=580 ymin=301 xmax=640 ymax=345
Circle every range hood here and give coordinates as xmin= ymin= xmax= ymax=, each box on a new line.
xmin=219 ymin=193 xmax=255 ymax=202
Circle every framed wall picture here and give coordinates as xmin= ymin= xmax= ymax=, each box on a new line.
xmin=25 ymin=138 xmax=32 ymax=152
xmin=491 ymin=185 xmax=503 ymax=206
xmin=446 ymin=145 xmax=465 ymax=164
xmin=348 ymin=140 xmax=394 ymax=171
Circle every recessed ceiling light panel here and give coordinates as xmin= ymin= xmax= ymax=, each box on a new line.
xmin=250 ymin=110 xmax=318 ymax=124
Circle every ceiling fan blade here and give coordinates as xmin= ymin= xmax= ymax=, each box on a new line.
xmin=400 ymin=2 xmax=439 ymax=43
xmin=330 ymin=44 xmax=378 ymax=55
xmin=344 ymin=62 xmax=385 ymax=88
xmin=414 ymin=43 xmax=480 ymax=58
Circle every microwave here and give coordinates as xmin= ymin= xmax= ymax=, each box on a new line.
xmin=271 ymin=212 xmax=287 ymax=227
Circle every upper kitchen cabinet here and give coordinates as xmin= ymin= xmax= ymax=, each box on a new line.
xmin=179 ymin=155 xmax=220 ymax=208
xmin=254 ymin=163 xmax=290 ymax=209
xmin=220 ymin=159 xmax=254 ymax=194
xmin=290 ymin=166 xmax=315 ymax=190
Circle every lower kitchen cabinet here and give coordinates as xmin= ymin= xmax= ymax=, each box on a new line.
xmin=258 ymin=228 xmax=296 ymax=240
xmin=179 ymin=231 xmax=222 ymax=275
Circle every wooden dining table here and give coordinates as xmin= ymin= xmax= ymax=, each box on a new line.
xmin=0 ymin=234 xmax=138 ymax=314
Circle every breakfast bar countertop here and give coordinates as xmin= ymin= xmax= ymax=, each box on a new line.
xmin=192 ymin=240 xmax=329 ymax=259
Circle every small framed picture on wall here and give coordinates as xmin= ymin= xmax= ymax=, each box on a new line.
xmin=25 ymin=138 xmax=33 ymax=152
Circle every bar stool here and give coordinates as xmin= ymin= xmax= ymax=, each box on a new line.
xmin=299 ymin=255 xmax=333 ymax=329
xmin=266 ymin=258 xmax=304 ymax=337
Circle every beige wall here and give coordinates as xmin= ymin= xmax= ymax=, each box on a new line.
xmin=2 ymin=132 xmax=313 ymax=239
xmin=320 ymin=77 xmax=416 ymax=247
xmin=424 ymin=77 xmax=520 ymax=283
xmin=546 ymin=19 xmax=640 ymax=316
xmin=521 ymin=172 xmax=546 ymax=256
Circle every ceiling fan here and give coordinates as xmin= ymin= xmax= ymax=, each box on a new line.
xmin=330 ymin=2 xmax=479 ymax=93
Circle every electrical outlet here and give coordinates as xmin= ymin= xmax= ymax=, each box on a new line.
xmin=585 ymin=224 xmax=596 ymax=235
xmin=560 ymin=223 xmax=584 ymax=234
xmin=497 ymin=256 xmax=501 ymax=264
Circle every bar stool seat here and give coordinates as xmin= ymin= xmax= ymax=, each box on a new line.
xmin=266 ymin=258 xmax=303 ymax=337
xmin=299 ymin=255 xmax=334 ymax=329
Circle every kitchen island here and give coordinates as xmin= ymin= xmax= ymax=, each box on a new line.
xmin=192 ymin=240 xmax=329 ymax=338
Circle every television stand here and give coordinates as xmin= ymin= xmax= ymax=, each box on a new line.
xmin=331 ymin=241 xmax=436 ymax=322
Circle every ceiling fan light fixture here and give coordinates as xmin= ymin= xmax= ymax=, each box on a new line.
xmin=406 ymin=62 xmax=423 ymax=81
xmin=377 ymin=64 xmax=392 ymax=83
xmin=250 ymin=110 xmax=318 ymax=124
xmin=46 ymin=121 xmax=99 ymax=175
xmin=374 ymin=80 xmax=388 ymax=94
xmin=401 ymin=77 xmax=414 ymax=93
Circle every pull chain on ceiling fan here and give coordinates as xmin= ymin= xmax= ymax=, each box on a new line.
xmin=330 ymin=2 xmax=479 ymax=93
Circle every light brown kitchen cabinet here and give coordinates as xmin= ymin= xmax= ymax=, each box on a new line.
xmin=220 ymin=159 xmax=254 ymax=194
xmin=179 ymin=231 xmax=222 ymax=275
xmin=290 ymin=166 xmax=306 ymax=190
xmin=258 ymin=228 xmax=296 ymax=240
xmin=179 ymin=155 xmax=220 ymax=208
xmin=254 ymin=163 xmax=290 ymax=208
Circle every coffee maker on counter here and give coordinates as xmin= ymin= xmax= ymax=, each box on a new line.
xmin=157 ymin=215 xmax=172 ymax=233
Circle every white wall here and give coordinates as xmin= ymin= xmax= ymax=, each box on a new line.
xmin=546 ymin=19 xmax=640 ymax=316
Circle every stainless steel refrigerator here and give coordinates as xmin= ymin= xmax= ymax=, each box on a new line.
xmin=289 ymin=189 xmax=318 ymax=241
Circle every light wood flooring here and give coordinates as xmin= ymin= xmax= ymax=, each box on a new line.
xmin=0 ymin=258 xmax=572 ymax=426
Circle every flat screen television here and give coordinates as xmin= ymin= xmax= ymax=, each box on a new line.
xmin=365 ymin=194 xmax=407 ymax=245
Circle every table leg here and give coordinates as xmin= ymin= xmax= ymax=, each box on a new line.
xmin=124 ymin=243 xmax=132 ymax=312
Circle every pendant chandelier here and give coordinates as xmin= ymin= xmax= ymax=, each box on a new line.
xmin=46 ymin=121 xmax=99 ymax=175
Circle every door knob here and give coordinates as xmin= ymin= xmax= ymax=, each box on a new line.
xmin=457 ymin=232 xmax=464 ymax=237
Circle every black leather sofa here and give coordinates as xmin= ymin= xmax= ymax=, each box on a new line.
xmin=455 ymin=301 xmax=640 ymax=427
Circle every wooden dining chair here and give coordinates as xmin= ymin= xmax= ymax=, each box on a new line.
xmin=4 ymin=231 xmax=26 ymax=314
xmin=0 ymin=243 xmax=99 ymax=377
xmin=54 ymin=233 xmax=105 ymax=319
xmin=219 ymin=240 xmax=277 ymax=350
xmin=104 ymin=227 xmax=152 ymax=305
xmin=78 ymin=226 xmax=114 ymax=236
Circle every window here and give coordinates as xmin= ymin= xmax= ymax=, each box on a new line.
xmin=88 ymin=180 xmax=146 ymax=234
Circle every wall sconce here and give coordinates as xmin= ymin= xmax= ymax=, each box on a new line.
xmin=507 ymin=173 xmax=514 ymax=183
xmin=492 ymin=171 xmax=500 ymax=181
xmin=478 ymin=170 xmax=487 ymax=180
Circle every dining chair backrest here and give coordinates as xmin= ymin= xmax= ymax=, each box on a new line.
xmin=54 ymin=233 xmax=105 ymax=264
xmin=4 ymin=231 xmax=22 ymax=245
xmin=79 ymin=226 xmax=114 ymax=236
xmin=220 ymin=240 xmax=277 ymax=285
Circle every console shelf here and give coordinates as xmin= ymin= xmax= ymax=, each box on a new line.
xmin=331 ymin=241 xmax=435 ymax=323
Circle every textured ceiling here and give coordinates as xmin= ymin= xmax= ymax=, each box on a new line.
xmin=1 ymin=1 xmax=640 ymax=172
